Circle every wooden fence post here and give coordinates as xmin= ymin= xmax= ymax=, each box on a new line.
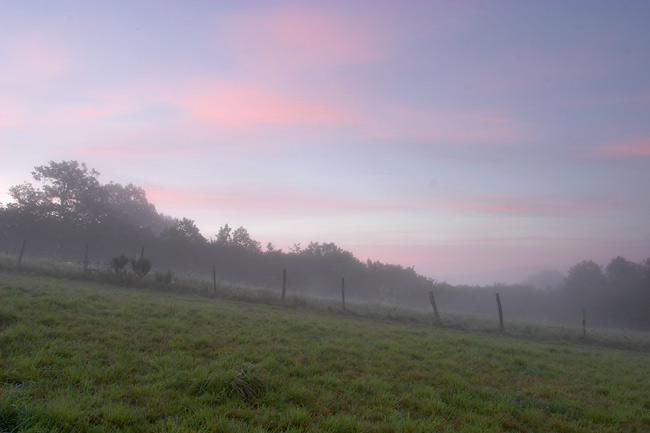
xmin=213 ymin=266 xmax=217 ymax=295
xmin=495 ymin=293 xmax=504 ymax=333
xmin=582 ymin=308 xmax=586 ymax=337
xmin=282 ymin=269 xmax=286 ymax=301
xmin=341 ymin=277 xmax=346 ymax=310
xmin=17 ymin=239 xmax=26 ymax=267
xmin=83 ymin=244 xmax=89 ymax=273
xmin=429 ymin=291 xmax=441 ymax=326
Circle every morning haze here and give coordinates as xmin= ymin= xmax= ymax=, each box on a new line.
xmin=1 ymin=1 xmax=648 ymax=285
xmin=2 ymin=3 xmax=650 ymax=432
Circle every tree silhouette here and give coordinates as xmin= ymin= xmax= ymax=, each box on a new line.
xmin=565 ymin=260 xmax=607 ymax=295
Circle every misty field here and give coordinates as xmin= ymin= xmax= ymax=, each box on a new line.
xmin=1 ymin=272 xmax=649 ymax=432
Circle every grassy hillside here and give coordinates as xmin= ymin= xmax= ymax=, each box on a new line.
xmin=1 ymin=272 xmax=649 ymax=432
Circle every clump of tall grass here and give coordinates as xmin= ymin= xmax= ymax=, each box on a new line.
xmin=229 ymin=363 xmax=268 ymax=401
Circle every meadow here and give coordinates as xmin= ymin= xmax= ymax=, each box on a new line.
xmin=1 ymin=270 xmax=649 ymax=432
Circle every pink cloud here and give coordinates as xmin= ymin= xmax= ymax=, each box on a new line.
xmin=594 ymin=137 xmax=650 ymax=157
xmin=439 ymin=235 xmax=597 ymax=244
xmin=0 ymin=31 xmax=72 ymax=84
xmin=219 ymin=5 xmax=390 ymax=74
xmin=0 ymin=107 xmax=22 ymax=129
xmin=176 ymin=81 xmax=350 ymax=129
xmin=162 ymin=77 xmax=529 ymax=148
xmin=141 ymin=183 xmax=605 ymax=221
xmin=364 ymin=106 xmax=529 ymax=145
xmin=144 ymin=185 xmax=388 ymax=214
xmin=425 ymin=195 xmax=607 ymax=216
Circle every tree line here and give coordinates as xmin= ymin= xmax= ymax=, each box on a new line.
xmin=431 ymin=256 xmax=650 ymax=329
xmin=1 ymin=161 xmax=648 ymax=329
xmin=0 ymin=161 xmax=433 ymax=305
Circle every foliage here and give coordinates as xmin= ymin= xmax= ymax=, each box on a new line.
xmin=161 ymin=217 xmax=205 ymax=244
xmin=0 ymin=160 xmax=171 ymax=260
xmin=565 ymin=260 xmax=608 ymax=294
xmin=8 ymin=161 xmax=102 ymax=225
xmin=109 ymin=254 xmax=130 ymax=276
xmin=130 ymin=256 xmax=152 ymax=279
xmin=606 ymin=255 xmax=644 ymax=291
xmin=231 ymin=226 xmax=262 ymax=252
xmin=215 ymin=223 xmax=232 ymax=245
xmin=212 ymin=225 xmax=261 ymax=252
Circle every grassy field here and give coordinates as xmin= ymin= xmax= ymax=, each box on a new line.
xmin=1 ymin=271 xmax=649 ymax=432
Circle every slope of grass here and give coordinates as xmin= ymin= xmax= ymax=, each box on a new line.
xmin=1 ymin=272 xmax=649 ymax=432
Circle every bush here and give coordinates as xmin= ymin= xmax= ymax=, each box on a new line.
xmin=109 ymin=254 xmax=129 ymax=277
xmin=154 ymin=270 xmax=174 ymax=285
xmin=130 ymin=257 xmax=152 ymax=279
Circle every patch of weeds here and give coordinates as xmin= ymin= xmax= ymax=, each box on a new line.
xmin=190 ymin=372 xmax=229 ymax=397
xmin=0 ymin=387 xmax=33 ymax=432
xmin=0 ymin=307 xmax=18 ymax=329
xmin=509 ymin=361 xmax=553 ymax=377
xmin=505 ymin=393 xmax=584 ymax=420
xmin=229 ymin=363 xmax=268 ymax=402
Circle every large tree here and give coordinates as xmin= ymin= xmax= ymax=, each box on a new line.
xmin=605 ymin=256 xmax=643 ymax=292
xmin=7 ymin=161 xmax=102 ymax=225
xmin=565 ymin=260 xmax=608 ymax=295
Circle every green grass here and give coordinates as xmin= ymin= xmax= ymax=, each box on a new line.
xmin=1 ymin=272 xmax=649 ymax=432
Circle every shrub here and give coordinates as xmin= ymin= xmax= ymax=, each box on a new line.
xmin=130 ymin=257 xmax=152 ymax=279
xmin=109 ymin=254 xmax=130 ymax=277
xmin=154 ymin=270 xmax=174 ymax=285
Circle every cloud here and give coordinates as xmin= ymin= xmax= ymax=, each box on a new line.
xmin=0 ymin=106 xmax=23 ymax=129
xmin=593 ymin=137 xmax=650 ymax=157
xmin=175 ymin=80 xmax=351 ymax=130
xmin=163 ymin=78 xmax=530 ymax=150
xmin=218 ymin=4 xmax=390 ymax=75
xmin=364 ymin=106 xmax=529 ymax=145
xmin=425 ymin=194 xmax=608 ymax=217
xmin=144 ymin=185 xmax=389 ymax=215
xmin=140 ymin=182 xmax=606 ymax=224
xmin=0 ymin=30 xmax=72 ymax=85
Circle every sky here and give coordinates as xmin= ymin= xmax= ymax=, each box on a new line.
xmin=1 ymin=1 xmax=649 ymax=285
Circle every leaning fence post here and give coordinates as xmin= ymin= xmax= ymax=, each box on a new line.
xmin=341 ymin=277 xmax=346 ymax=310
xmin=495 ymin=293 xmax=504 ymax=333
xmin=582 ymin=308 xmax=586 ymax=337
xmin=282 ymin=269 xmax=286 ymax=301
xmin=429 ymin=291 xmax=441 ymax=325
xmin=17 ymin=239 xmax=27 ymax=267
